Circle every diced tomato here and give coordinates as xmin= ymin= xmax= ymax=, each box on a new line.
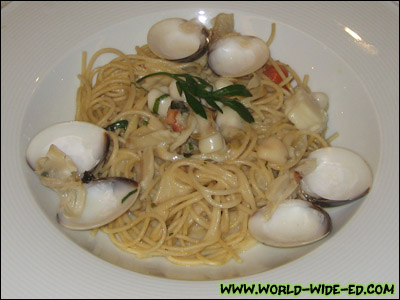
xmin=263 ymin=64 xmax=289 ymax=85
xmin=180 ymin=165 xmax=189 ymax=172
xmin=293 ymin=170 xmax=302 ymax=182
xmin=165 ymin=108 xmax=185 ymax=132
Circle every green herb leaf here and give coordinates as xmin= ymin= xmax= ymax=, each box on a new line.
xmin=181 ymin=85 xmax=207 ymax=119
xmin=194 ymin=76 xmax=213 ymax=90
xmin=121 ymin=189 xmax=138 ymax=203
xmin=105 ymin=120 xmax=128 ymax=131
xmin=183 ymin=153 xmax=193 ymax=158
xmin=153 ymin=94 xmax=168 ymax=114
xmin=203 ymin=96 xmax=223 ymax=113
xmin=188 ymin=142 xmax=194 ymax=151
xmin=212 ymin=84 xmax=252 ymax=97
xmin=181 ymin=74 xmax=198 ymax=90
xmin=135 ymin=72 xmax=253 ymax=122
xmin=176 ymin=81 xmax=183 ymax=96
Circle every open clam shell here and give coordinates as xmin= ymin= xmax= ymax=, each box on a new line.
xmin=248 ymin=199 xmax=332 ymax=248
xmin=26 ymin=121 xmax=110 ymax=175
xmin=299 ymin=147 xmax=373 ymax=206
xmin=57 ymin=177 xmax=139 ymax=230
xmin=147 ymin=18 xmax=209 ymax=62
xmin=208 ymin=34 xmax=270 ymax=77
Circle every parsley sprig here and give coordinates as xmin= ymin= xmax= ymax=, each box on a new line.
xmin=136 ymin=72 xmax=254 ymax=123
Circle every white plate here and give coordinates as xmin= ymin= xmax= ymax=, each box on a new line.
xmin=1 ymin=1 xmax=398 ymax=298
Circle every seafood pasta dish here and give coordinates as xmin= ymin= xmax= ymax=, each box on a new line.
xmin=26 ymin=13 xmax=373 ymax=266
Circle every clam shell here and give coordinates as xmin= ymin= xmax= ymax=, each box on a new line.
xmin=147 ymin=18 xmax=209 ymax=62
xmin=248 ymin=199 xmax=331 ymax=247
xmin=300 ymin=147 xmax=373 ymax=204
xmin=208 ymin=35 xmax=269 ymax=77
xmin=57 ymin=177 xmax=139 ymax=230
xmin=26 ymin=121 xmax=110 ymax=175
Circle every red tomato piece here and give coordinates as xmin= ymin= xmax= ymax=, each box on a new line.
xmin=166 ymin=108 xmax=185 ymax=132
xmin=263 ymin=64 xmax=289 ymax=85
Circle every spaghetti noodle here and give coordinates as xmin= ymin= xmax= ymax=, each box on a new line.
xmin=74 ymin=18 xmax=331 ymax=266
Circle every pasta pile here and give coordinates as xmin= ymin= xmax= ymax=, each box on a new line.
xmin=75 ymin=23 xmax=330 ymax=266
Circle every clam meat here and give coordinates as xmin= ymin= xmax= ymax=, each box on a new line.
xmin=248 ymin=199 xmax=332 ymax=248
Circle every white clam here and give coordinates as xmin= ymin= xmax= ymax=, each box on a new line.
xmin=57 ymin=177 xmax=139 ymax=230
xmin=26 ymin=121 xmax=109 ymax=175
xmin=249 ymin=199 xmax=331 ymax=247
xmin=208 ymin=35 xmax=270 ymax=77
xmin=299 ymin=147 xmax=373 ymax=205
xmin=147 ymin=18 xmax=209 ymax=62
xmin=26 ymin=121 xmax=141 ymax=231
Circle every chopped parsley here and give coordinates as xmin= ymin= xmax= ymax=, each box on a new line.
xmin=121 ymin=189 xmax=138 ymax=203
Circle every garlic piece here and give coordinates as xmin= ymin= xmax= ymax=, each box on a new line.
xmin=199 ymin=132 xmax=225 ymax=154
xmin=285 ymin=87 xmax=328 ymax=133
xmin=311 ymin=92 xmax=329 ymax=110
xmin=256 ymin=136 xmax=288 ymax=165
